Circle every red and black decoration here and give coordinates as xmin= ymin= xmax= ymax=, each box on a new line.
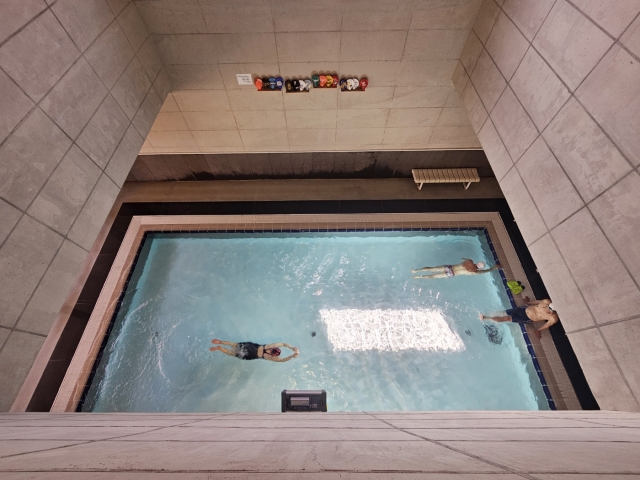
xmin=251 ymin=74 xmax=369 ymax=92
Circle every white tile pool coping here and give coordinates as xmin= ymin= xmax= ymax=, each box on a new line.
xmin=51 ymin=213 xmax=577 ymax=412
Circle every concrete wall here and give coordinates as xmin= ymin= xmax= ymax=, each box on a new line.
xmin=455 ymin=0 xmax=640 ymax=411
xmin=0 ymin=411 xmax=639 ymax=476
xmin=0 ymin=0 xmax=170 ymax=411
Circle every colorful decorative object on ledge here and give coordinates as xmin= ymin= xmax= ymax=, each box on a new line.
xmin=340 ymin=77 xmax=368 ymax=91
xmin=254 ymin=76 xmax=284 ymax=91
xmin=251 ymin=74 xmax=368 ymax=92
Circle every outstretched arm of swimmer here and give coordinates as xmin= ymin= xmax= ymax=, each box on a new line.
xmin=263 ymin=352 xmax=299 ymax=362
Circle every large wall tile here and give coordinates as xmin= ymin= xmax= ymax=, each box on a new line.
xmin=286 ymin=110 xmax=336 ymax=130
xmin=117 ymin=3 xmax=149 ymax=51
xmin=473 ymin=0 xmax=501 ymax=44
xmin=386 ymin=108 xmax=439 ymax=128
xmin=543 ymin=98 xmax=632 ymax=202
xmin=490 ymin=87 xmax=538 ymax=161
xmin=111 ymin=57 xmax=152 ymax=119
xmin=76 ymin=95 xmax=129 ymax=168
xmin=106 ymin=0 xmax=129 ymax=16
xmin=335 ymin=128 xmax=385 ymax=147
xmin=510 ymin=47 xmax=570 ymax=131
xmin=334 ymin=61 xmax=399 ymax=86
xmin=410 ymin=0 xmax=482 ymax=30
xmin=437 ymin=108 xmax=472 ymax=127
xmin=0 ymin=10 xmax=79 ymax=102
xmin=461 ymin=81 xmax=488 ymax=132
xmin=132 ymin=88 xmax=163 ymax=138
xmin=528 ymin=234 xmax=596 ymax=332
xmin=499 ymin=168 xmax=547 ymax=245
xmin=175 ymin=90 xmax=232 ymax=112
xmin=622 ymin=13 xmax=640 ymax=58
xmin=337 ymin=109 xmax=388 ymax=129
xmin=288 ymin=129 xmax=336 ymax=148
xmin=451 ymin=62 xmax=469 ymax=98
xmin=395 ymin=61 xmax=458 ymax=86
xmin=276 ymin=33 xmax=339 ymax=62
xmin=502 ymin=0 xmax=556 ymax=41
xmin=576 ymin=45 xmax=640 ymax=166
xmin=136 ymin=37 xmax=163 ymax=81
xmin=404 ymin=30 xmax=469 ymax=61
xmin=228 ymin=90 xmax=284 ymax=112
xmin=339 ymin=87 xmax=393 ymax=110
xmin=340 ymin=31 xmax=407 ymax=61
xmin=166 ymin=64 xmax=224 ymax=90
xmin=470 ymin=48 xmax=507 ymax=112
xmin=40 ymin=57 xmax=108 ymax=139
xmin=153 ymin=34 xmax=208 ymax=65
xmin=0 ymin=216 xmax=63 ymax=327
xmin=272 ymin=0 xmax=341 ymax=32
xmin=285 ymin=88 xmax=339 ymax=111
xmin=0 ymin=71 xmax=34 ymax=146
xmin=210 ymin=33 xmax=278 ymax=64
xmin=477 ymin=118 xmax=512 ymax=180
xmin=147 ymin=130 xmax=196 ymax=148
xmin=567 ymin=329 xmax=639 ymax=411
xmin=552 ymin=207 xmax=640 ymax=324
xmin=601 ymin=318 xmax=640 ymax=400
xmin=0 ymin=199 xmax=21 ymax=246
xmin=391 ymin=86 xmax=450 ymax=109
xmin=382 ymin=127 xmax=434 ymax=146
xmin=68 ymin=174 xmax=120 ymax=250
xmin=342 ymin=11 xmax=411 ymax=31
xmin=153 ymin=66 xmax=172 ymax=100
xmin=571 ymin=0 xmax=640 ymax=38
xmin=459 ymin=31 xmax=484 ymax=75
xmin=151 ymin=112 xmax=188 ymax=131
xmin=182 ymin=111 xmax=236 ymax=131
xmin=84 ymin=21 xmax=134 ymax=90
xmin=589 ymin=172 xmax=640 ymax=285
xmin=27 ymin=145 xmax=101 ymax=235
xmin=200 ymin=0 xmax=273 ymax=34
xmin=16 ymin=240 xmax=87 ymax=336
xmin=517 ymin=137 xmax=583 ymax=228
xmin=533 ymin=0 xmax=613 ymax=91
xmin=193 ymin=130 xmax=243 ymax=148
xmin=0 ymin=0 xmax=47 ymax=44
xmin=105 ymin=125 xmax=144 ymax=186
xmin=134 ymin=0 xmax=205 ymax=34
xmin=51 ymin=0 xmax=114 ymax=52
xmin=0 ymin=332 xmax=46 ymax=411
xmin=0 ymin=109 xmax=71 ymax=210
xmin=428 ymin=126 xmax=480 ymax=148
xmin=485 ymin=12 xmax=529 ymax=80
xmin=239 ymin=129 xmax=288 ymax=149
xmin=234 ymin=111 xmax=286 ymax=130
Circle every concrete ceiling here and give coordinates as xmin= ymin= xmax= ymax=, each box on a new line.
xmin=134 ymin=0 xmax=483 ymax=154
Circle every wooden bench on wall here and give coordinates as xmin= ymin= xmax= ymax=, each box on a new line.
xmin=412 ymin=168 xmax=480 ymax=190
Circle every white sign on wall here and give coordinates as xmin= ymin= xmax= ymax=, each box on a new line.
xmin=236 ymin=74 xmax=253 ymax=86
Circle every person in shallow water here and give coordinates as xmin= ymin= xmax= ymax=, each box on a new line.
xmin=479 ymin=297 xmax=559 ymax=339
xmin=210 ymin=339 xmax=300 ymax=362
xmin=412 ymin=258 xmax=501 ymax=279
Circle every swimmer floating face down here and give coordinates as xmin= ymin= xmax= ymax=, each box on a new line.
xmin=210 ymin=340 xmax=298 ymax=362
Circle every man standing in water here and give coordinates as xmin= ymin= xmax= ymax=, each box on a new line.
xmin=479 ymin=297 xmax=559 ymax=339
xmin=412 ymin=258 xmax=501 ymax=279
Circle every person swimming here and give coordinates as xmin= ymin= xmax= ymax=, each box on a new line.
xmin=210 ymin=339 xmax=299 ymax=362
xmin=412 ymin=258 xmax=501 ymax=279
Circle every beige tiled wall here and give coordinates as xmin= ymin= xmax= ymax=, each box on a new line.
xmin=135 ymin=0 xmax=483 ymax=154
xmin=457 ymin=0 xmax=640 ymax=411
xmin=0 ymin=0 xmax=170 ymax=411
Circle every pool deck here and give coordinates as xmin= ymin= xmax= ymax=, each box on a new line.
xmin=0 ymin=411 xmax=639 ymax=476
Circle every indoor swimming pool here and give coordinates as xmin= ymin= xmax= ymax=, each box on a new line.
xmin=82 ymin=230 xmax=550 ymax=412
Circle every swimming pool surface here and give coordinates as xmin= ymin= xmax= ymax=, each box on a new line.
xmin=82 ymin=230 xmax=549 ymax=412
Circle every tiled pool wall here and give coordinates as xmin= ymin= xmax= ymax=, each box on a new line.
xmin=27 ymin=201 xmax=595 ymax=412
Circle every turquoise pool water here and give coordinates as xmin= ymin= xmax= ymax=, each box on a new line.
xmin=82 ymin=230 xmax=549 ymax=412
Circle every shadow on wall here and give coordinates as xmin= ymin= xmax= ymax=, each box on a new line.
xmin=128 ymin=151 xmax=494 ymax=181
